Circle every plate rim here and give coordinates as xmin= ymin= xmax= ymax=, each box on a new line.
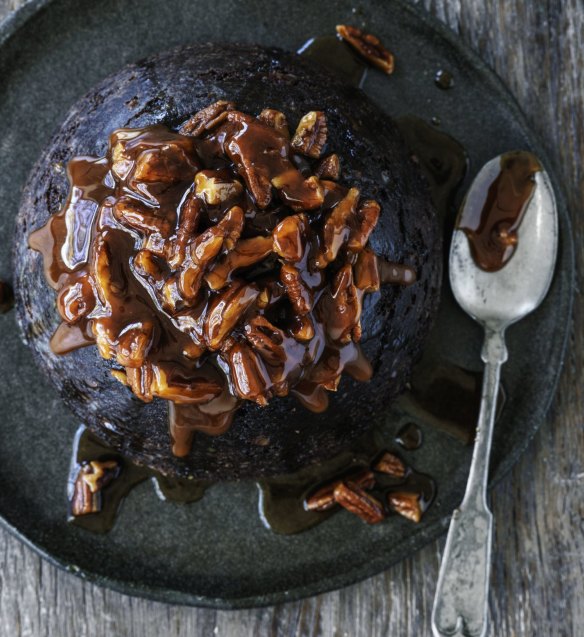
xmin=0 ymin=0 xmax=575 ymax=609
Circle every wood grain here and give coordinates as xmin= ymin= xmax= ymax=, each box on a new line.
xmin=1 ymin=1 xmax=583 ymax=635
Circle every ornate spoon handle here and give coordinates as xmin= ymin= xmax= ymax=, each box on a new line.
xmin=431 ymin=329 xmax=508 ymax=637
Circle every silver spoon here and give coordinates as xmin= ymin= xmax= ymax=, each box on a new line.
xmin=431 ymin=152 xmax=558 ymax=637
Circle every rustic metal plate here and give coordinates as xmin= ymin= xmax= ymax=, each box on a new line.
xmin=0 ymin=0 xmax=573 ymax=608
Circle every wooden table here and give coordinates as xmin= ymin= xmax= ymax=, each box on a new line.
xmin=1 ymin=0 xmax=582 ymax=634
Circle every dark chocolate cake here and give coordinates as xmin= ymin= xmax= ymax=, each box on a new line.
xmin=14 ymin=43 xmax=441 ymax=480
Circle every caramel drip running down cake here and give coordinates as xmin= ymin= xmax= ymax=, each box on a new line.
xmin=29 ymin=100 xmax=416 ymax=457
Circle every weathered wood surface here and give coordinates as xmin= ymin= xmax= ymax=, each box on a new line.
xmin=0 ymin=0 xmax=582 ymax=635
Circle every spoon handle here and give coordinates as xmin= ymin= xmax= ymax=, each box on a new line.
xmin=431 ymin=328 xmax=508 ymax=637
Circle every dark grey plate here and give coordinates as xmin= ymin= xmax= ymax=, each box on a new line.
xmin=0 ymin=0 xmax=574 ymax=609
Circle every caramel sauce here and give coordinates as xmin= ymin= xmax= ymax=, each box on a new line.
xmin=456 ymin=151 xmax=542 ymax=271
xmin=30 ymin=105 xmax=415 ymax=458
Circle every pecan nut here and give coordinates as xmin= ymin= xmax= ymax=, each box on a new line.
xmin=347 ymin=199 xmax=381 ymax=252
xmin=291 ymin=111 xmax=328 ymax=158
xmin=315 ymin=154 xmax=341 ymax=180
xmin=304 ymin=469 xmax=375 ymax=512
xmin=194 ymin=170 xmax=244 ymax=205
xmin=336 ymin=25 xmax=395 ymax=75
xmin=333 ymin=480 xmax=385 ymax=524
xmin=315 ymin=187 xmax=360 ymax=268
xmin=70 ymin=459 xmax=120 ymax=517
xmin=258 ymin=108 xmax=290 ymax=138
xmin=205 ymin=236 xmax=273 ymax=290
xmin=280 ymin=264 xmax=312 ymax=315
xmin=179 ymin=100 xmax=236 ymax=137
xmin=387 ymin=491 xmax=422 ymax=523
xmin=373 ymin=451 xmax=407 ymax=478
xmin=272 ymin=213 xmax=308 ymax=263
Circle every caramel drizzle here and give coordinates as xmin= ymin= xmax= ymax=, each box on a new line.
xmin=29 ymin=102 xmax=416 ymax=457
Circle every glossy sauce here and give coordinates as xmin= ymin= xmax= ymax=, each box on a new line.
xmin=457 ymin=151 xmax=542 ymax=271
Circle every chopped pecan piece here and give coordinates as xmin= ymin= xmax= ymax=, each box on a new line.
xmin=222 ymin=341 xmax=271 ymax=406
xmin=92 ymin=235 xmax=126 ymax=306
xmin=179 ymin=100 xmax=236 ymax=137
xmin=315 ymin=154 xmax=341 ymax=180
xmin=290 ymin=314 xmax=315 ymax=342
xmin=205 ymin=236 xmax=273 ymax=290
xmin=244 ymin=315 xmax=286 ymax=366
xmin=204 ymin=281 xmax=260 ymax=350
xmin=134 ymin=250 xmax=165 ymax=281
xmin=315 ymin=187 xmax=360 ymax=268
xmin=325 ymin=264 xmax=362 ymax=344
xmin=71 ymin=459 xmax=120 ymax=517
xmin=113 ymin=197 xmax=172 ymax=237
xmin=258 ymin=108 xmax=290 ymax=138
xmin=291 ymin=111 xmax=328 ymax=158
xmin=280 ymin=264 xmax=312 ymax=315
xmin=304 ymin=469 xmax=375 ymax=512
xmin=0 ymin=280 xmax=14 ymax=314
xmin=149 ymin=365 xmax=223 ymax=403
xmin=373 ymin=451 xmax=406 ymax=478
xmin=167 ymin=194 xmax=202 ymax=269
xmin=336 ymin=25 xmax=395 ymax=75
xmin=133 ymin=146 xmax=197 ymax=183
xmin=388 ymin=491 xmax=422 ymax=523
xmin=194 ymin=170 xmax=244 ymax=205
xmin=271 ymin=173 xmax=324 ymax=211
xmin=56 ymin=276 xmax=96 ymax=324
xmin=272 ymin=213 xmax=308 ymax=262
xmin=126 ymin=362 xmax=154 ymax=402
xmin=116 ymin=322 xmax=155 ymax=368
xmin=354 ymin=248 xmax=380 ymax=292
xmin=333 ymin=481 xmax=385 ymax=524
xmin=347 ymin=199 xmax=380 ymax=252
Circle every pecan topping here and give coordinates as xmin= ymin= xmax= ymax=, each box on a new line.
xmin=315 ymin=154 xmax=340 ymax=180
xmin=71 ymin=459 xmax=120 ymax=517
xmin=195 ymin=170 xmax=244 ymax=205
xmin=115 ymin=322 xmax=155 ymax=368
xmin=205 ymin=236 xmax=273 ymax=290
xmin=134 ymin=249 xmax=165 ymax=281
xmin=347 ymin=199 xmax=380 ymax=252
xmin=179 ymin=100 xmax=236 ymax=136
xmin=244 ymin=315 xmax=286 ymax=366
xmin=304 ymin=469 xmax=375 ymax=512
xmin=387 ymin=491 xmax=422 ymax=523
xmin=290 ymin=314 xmax=315 ymax=342
xmin=291 ymin=111 xmax=328 ymax=158
xmin=221 ymin=341 xmax=271 ymax=406
xmin=56 ymin=275 xmax=96 ymax=324
xmin=258 ymin=108 xmax=290 ymax=138
xmin=167 ymin=194 xmax=202 ymax=269
xmin=336 ymin=25 xmax=395 ymax=75
xmin=280 ymin=264 xmax=312 ymax=315
xmin=334 ymin=481 xmax=385 ymax=524
xmin=373 ymin=451 xmax=406 ymax=478
xmin=204 ymin=280 xmax=260 ymax=350
xmin=113 ymin=197 xmax=172 ymax=237
xmin=272 ymin=213 xmax=308 ymax=262
xmin=325 ymin=264 xmax=362 ymax=344
xmin=315 ymin=187 xmax=360 ymax=268
xmin=354 ymin=248 xmax=380 ymax=292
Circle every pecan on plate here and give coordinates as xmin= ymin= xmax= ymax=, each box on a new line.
xmin=290 ymin=111 xmax=328 ymax=159
xmin=373 ymin=451 xmax=407 ymax=478
xmin=336 ymin=25 xmax=395 ymax=75
xmin=70 ymin=459 xmax=120 ymax=517
xmin=333 ymin=480 xmax=385 ymax=524
xmin=387 ymin=491 xmax=423 ymax=523
xmin=304 ymin=469 xmax=375 ymax=512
